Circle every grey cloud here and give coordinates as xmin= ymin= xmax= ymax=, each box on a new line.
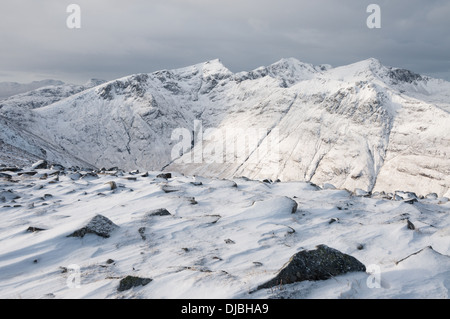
xmin=0 ymin=0 xmax=449 ymax=83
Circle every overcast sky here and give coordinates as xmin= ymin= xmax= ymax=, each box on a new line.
xmin=1 ymin=0 xmax=449 ymax=84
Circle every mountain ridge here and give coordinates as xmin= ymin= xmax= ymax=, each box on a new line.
xmin=0 ymin=58 xmax=448 ymax=197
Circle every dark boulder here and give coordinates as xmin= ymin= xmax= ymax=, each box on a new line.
xmin=256 ymin=245 xmax=366 ymax=290
xmin=26 ymin=226 xmax=46 ymax=233
xmin=32 ymin=160 xmax=48 ymax=170
xmin=157 ymin=173 xmax=172 ymax=179
xmin=67 ymin=214 xmax=119 ymax=238
xmin=147 ymin=208 xmax=171 ymax=217
xmin=117 ymin=276 xmax=152 ymax=292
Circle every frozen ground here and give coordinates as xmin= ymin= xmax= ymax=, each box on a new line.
xmin=0 ymin=165 xmax=449 ymax=299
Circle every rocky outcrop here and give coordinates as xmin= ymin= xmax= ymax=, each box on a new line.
xmin=117 ymin=276 xmax=152 ymax=292
xmin=256 ymin=245 xmax=366 ymax=290
xmin=67 ymin=214 xmax=119 ymax=238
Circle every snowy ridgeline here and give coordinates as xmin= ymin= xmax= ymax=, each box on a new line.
xmin=0 ymin=162 xmax=449 ymax=299
xmin=0 ymin=58 xmax=449 ymax=198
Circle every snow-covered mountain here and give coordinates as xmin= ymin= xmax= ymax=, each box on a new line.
xmin=0 ymin=58 xmax=449 ymax=197
xmin=0 ymin=78 xmax=106 ymax=111
xmin=0 ymin=79 xmax=106 ymax=167
xmin=0 ymin=79 xmax=65 ymax=100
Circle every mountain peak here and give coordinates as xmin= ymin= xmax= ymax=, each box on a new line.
xmin=201 ymin=59 xmax=232 ymax=77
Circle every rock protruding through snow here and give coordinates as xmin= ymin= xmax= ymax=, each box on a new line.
xmin=67 ymin=214 xmax=119 ymax=238
xmin=256 ymin=245 xmax=366 ymax=291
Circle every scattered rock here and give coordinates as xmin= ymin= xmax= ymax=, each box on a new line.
xmin=147 ymin=208 xmax=171 ymax=217
xmin=18 ymin=171 xmax=37 ymax=176
xmin=0 ymin=167 xmax=21 ymax=172
xmin=50 ymin=164 xmax=65 ymax=171
xmin=255 ymin=245 xmax=366 ymax=291
xmin=81 ymin=172 xmax=98 ymax=180
xmin=138 ymin=227 xmax=147 ymax=240
xmin=157 ymin=173 xmax=172 ymax=179
xmin=354 ymin=188 xmax=370 ymax=197
xmin=117 ymin=276 xmax=152 ymax=292
xmin=286 ymin=197 xmax=298 ymax=214
xmin=26 ymin=226 xmax=46 ymax=233
xmin=32 ymin=160 xmax=48 ymax=170
xmin=187 ymin=197 xmax=198 ymax=205
xmin=67 ymin=214 xmax=119 ymax=238
xmin=190 ymin=181 xmax=203 ymax=186
xmin=162 ymin=185 xmax=179 ymax=193
xmin=425 ymin=193 xmax=438 ymax=200
xmin=403 ymin=198 xmax=418 ymax=205
xmin=0 ymin=173 xmax=12 ymax=179
xmin=224 ymin=239 xmax=235 ymax=244
xmin=204 ymin=214 xmax=221 ymax=224
xmin=329 ymin=218 xmax=339 ymax=224
xmin=69 ymin=172 xmax=82 ymax=180
xmin=0 ymin=190 xmax=21 ymax=202
xmin=105 ymin=181 xmax=117 ymax=190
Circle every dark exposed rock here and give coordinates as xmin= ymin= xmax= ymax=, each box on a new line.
xmin=187 ymin=197 xmax=198 ymax=205
xmin=162 ymin=185 xmax=179 ymax=193
xmin=0 ymin=173 xmax=12 ymax=179
xmin=190 ymin=181 xmax=203 ymax=186
xmin=157 ymin=173 xmax=172 ymax=179
xmin=81 ymin=172 xmax=98 ymax=180
xmin=224 ymin=238 xmax=235 ymax=244
xmin=388 ymin=68 xmax=423 ymax=84
xmin=32 ymin=160 xmax=48 ymax=170
xmin=26 ymin=226 xmax=46 ymax=233
xmin=147 ymin=208 xmax=171 ymax=217
xmin=329 ymin=218 xmax=339 ymax=224
xmin=404 ymin=198 xmax=418 ymax=205
xmin=117 ymin=276 xmax=152 ymax=292
xmin=50 ymin=164 xmax=65 ymax=171
xmin=407 ymin=219 xmax=415 ymax=230
xmin=138 ymin=227 xmax=147 ymax=240
xmin=426 ymin=193 xmax=438 ymax=200
xmin=286 ymin=197 xmax=298 ymax=214
xmin=105 ymin=181 xmax=117 ymax=190
xmin=18 ymin=171 xmax=37 ymax=176
xmin=106 ymin=259 xmax=115 ymax=265
xmin=67 ymin=214 xmax=119 ymax=238
xmin=0 ymin=167 xmax=21 ymax=172
xmin=256 ymin=245 xmax=366 ymax=291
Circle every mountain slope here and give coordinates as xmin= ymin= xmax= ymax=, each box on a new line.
xmin=0 ymin=79 xmax=65 ymax=100
xmin=0 ymin=58 xmax=448 ymax=196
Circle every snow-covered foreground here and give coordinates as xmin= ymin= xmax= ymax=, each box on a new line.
xmin=0 ymin=166 xmax=449 ymax=299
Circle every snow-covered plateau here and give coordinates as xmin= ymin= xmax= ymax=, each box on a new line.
xmin=0 ymin=58 xmax=449 ymax=299
xmin=0 ymin=165 xmax=449 ymax=299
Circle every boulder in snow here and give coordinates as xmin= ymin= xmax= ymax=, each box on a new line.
xmin=67 ymin=214 xmax=119 ymax=238
xmin=256 ymin=245 xmax=366 ymax=290
xmin=117 ymin=276 xmax=152 ymax=292
xmin=31 ymin=160 xmax=48 ymax=170
xmin=146 ymin=208 xmax=171 ymax=217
